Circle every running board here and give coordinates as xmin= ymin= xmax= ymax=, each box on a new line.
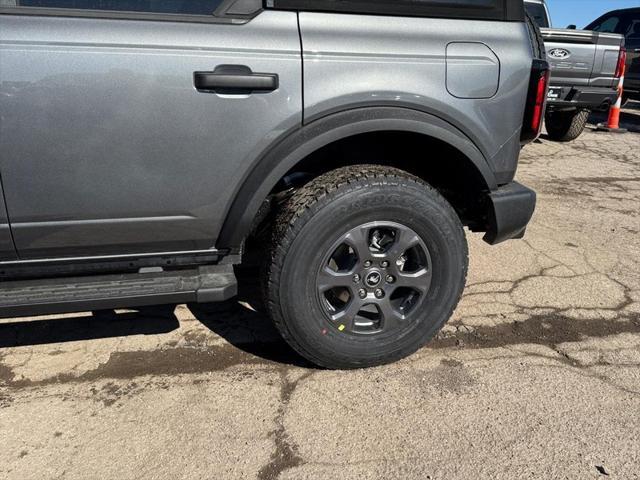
xmin=0 ymin=265 xmax=237 ymax=318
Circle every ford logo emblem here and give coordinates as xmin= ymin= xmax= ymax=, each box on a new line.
xmin=549 ymin=48 xmax=571 ymax=59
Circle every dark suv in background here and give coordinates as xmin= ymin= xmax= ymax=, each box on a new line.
xmin=586 ymin=7 xmax=640 ymax=105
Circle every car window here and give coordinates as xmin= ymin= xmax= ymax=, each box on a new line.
xmin=524 ymin=2 xmax=549 ymax=28
xmin=625 ymin=18 xmax=640 ymax=38
xmin=626 ymin=34 xmax=640 ymax=49
xmin=590 ymin=15 xmax=621 ymax=33
xmin=269 ymin=0 xmax=519 ymax=21
xmin=6 ymin=0 xmax=225 ymax=15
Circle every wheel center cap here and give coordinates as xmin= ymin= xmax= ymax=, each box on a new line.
xmin=365 ymin=271 xmax=382 ymax=288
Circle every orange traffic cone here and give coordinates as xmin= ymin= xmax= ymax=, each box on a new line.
xmin=596 ymin=57 xmax=627 ymax=133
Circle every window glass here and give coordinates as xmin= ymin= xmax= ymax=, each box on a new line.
xmin=524 ymin=2 xmax=549 ymax=28
xmin=591 ymin=16 xmax=621 ymax=33
xmin=625 ymin=18 xmax=640 ymax=38
xmin=270 ymin=0 xmax=509 ymax=21
xmin=9 ymin=0 xmax=225 ymax=15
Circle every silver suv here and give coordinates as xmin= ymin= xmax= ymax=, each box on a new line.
xmin=0 ymin=0 xmax=548 ymax=368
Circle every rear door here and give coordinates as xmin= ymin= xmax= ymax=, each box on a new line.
xmin=0 ymin=1 xmax=301 ymax=259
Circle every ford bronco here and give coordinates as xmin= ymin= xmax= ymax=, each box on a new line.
xmin=0 ymin=0 xmax=548 ymax=368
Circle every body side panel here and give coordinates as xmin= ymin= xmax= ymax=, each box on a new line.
xmin=591 ymin=33 xmax=625 ymax=88
xmin=298 ymin=11 xmax=533 ymax=177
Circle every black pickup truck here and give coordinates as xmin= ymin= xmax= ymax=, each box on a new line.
xmin=525 ymin=0 xmax=626 ymax=141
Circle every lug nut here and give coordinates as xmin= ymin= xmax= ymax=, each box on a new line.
xmin=374 ymin=288 xmax=385 ymax=299
xmin=353 ymin=274 xmax=361 ymax=283
xmin=381 ymin=260 xmax=389 ymax=268
xmin=363 ymin=260 xmax=372 ymax=268
xmin=358 ymin=288 xmax=367 ymax=299
xmin=386 ymin=275 xmax=395 ymax=284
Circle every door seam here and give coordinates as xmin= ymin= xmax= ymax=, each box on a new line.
xmin=0 ymin=173 xmax=19 ymax=259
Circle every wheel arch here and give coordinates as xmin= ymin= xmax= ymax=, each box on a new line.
xmin=217 ymin=106 xmax=497 ymax=249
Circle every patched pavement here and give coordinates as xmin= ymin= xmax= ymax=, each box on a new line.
xmin=1 ymin=105 xmax=639 ymax=480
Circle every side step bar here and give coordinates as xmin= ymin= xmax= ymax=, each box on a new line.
xmin=0 ymin=265 xmax=237 ymax=318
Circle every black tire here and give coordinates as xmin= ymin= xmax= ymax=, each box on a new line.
xmin=262 ymin=165 xmax=468 ymax=369
xmin=545 ymin=109 xmax=590 ymax=142
xmin=525 ymin=12 xmax=546 ymax=60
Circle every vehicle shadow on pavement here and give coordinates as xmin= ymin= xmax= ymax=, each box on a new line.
xmin=0 ymin=306 xmax=180 ymax=349
xmin=188 ymin=302 xmax=314 ymax=368
xmin=0 ymin=301 xmax=638 ymax=371
xmin=184 ymin=265 xmax=315 ymax=368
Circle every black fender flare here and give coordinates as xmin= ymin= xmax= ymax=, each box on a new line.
xmin=217 ymin=106 xmax=497 ymax=248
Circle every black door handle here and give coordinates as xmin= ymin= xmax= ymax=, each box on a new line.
xmin=194 ymin=65 xmax=278 ymax=94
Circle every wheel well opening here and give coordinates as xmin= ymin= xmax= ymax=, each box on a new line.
xmin=272 ymin=131 xmax=490 ymax=229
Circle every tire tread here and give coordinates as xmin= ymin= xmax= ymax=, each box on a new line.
xmin=545 ymin=109 xmax=590 ymax=142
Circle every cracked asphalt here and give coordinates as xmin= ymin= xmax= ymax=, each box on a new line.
xmin=1 ymin=105 xmax=639 ymax=480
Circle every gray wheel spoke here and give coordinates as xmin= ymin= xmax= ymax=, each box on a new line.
xmin=395 ymin=267 xmax=432 ymax=293
xmin=343 ymin=226 xmax=371 ymax=263
xmin=378 ymin=298 xmax=404 ymax=331
xmin=330 ymin=297 xmax=363 ymax=328
xmin=387 ymin=228 xmax=421 ymax=260
xmin=317 ymin=266 xmax=354 ymax=291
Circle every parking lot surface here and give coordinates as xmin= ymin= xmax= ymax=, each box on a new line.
xmin=1 ymin=106 xmax=639 ymax=480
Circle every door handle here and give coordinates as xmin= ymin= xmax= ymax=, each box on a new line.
xmin=194 ymin=65 xmax=278 ymax=94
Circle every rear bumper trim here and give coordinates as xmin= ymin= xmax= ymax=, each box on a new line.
xmin=547 ymin=85 xmax=618 ymax=110
xmin=483 ymin=182 xmax=536 ymax=245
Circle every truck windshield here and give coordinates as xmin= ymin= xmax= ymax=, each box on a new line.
xmin=525 ymin=2 xmax=550 ymax=28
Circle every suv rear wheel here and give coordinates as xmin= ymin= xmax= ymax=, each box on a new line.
xmin=262 ymin=165 xmax=468 ymax=369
